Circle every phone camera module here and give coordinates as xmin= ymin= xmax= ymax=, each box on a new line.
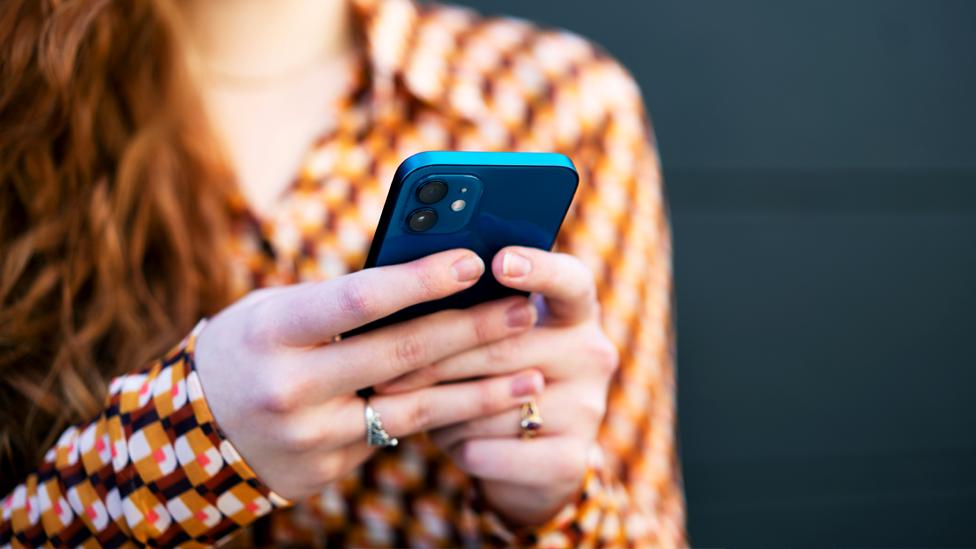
xmin=417 ymin=180 xmax=448 ymax=204
xmin=407 ymin=208 xmax=438 ymax=232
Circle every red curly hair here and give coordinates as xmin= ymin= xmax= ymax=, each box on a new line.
xmin=0 ymin=0 xmax=236 ymax=492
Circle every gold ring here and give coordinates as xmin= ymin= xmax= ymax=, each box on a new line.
xmin=519 ymin=398 xmax=543 ymax=439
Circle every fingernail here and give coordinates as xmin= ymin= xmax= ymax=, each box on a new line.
xmin=502 ymin=251 xmax=531 ymax=278
xmin=506 ymin=302 xmax=536 ymax=328
xmin=451 ymin=255 xmax=484 ymax=282
xmin=511 ymin=371 xmax=544 ymax=398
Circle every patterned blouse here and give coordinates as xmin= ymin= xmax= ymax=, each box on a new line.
xmin=1 ymin=0 xmax=684 ymax=546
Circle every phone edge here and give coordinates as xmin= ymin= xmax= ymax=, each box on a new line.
xmin=363 ymin=151 xmax=579 ymax=269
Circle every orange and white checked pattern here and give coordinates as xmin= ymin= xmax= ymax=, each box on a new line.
xmin=2 ymin=0 xmax=684 ymax=546
xmin=2 ymin=325 xmax=287 ymax=547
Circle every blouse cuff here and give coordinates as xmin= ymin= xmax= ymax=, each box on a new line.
xmin=0 ymin=320 xmax=290 ymax=547
xmin=128 ymin=319 xmax=290 ymax=543
xmin=182 ymin=319 xmax=292 ymax=508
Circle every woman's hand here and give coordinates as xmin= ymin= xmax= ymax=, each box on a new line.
xmin=193 ymin=249 xmax=545 ymax=501
xmin=376 ymin=246 xmax=619 ymax=526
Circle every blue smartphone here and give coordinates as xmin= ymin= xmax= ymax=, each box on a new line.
xmin=345 ymin=151 xmax=579 ymax=337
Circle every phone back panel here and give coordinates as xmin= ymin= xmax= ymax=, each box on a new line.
xmin=346 ymin=151 xmax=578 ymax=336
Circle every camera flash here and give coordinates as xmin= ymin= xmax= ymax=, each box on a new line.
xmin=450 ymin=199 xmax=466 ymax=212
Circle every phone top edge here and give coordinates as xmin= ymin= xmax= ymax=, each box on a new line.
xmin=393 ymin=151 xmax=578 ymax=182
xmin=367 ymin=151 xmax=579 ymax=269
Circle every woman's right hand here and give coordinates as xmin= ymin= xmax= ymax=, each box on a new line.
xmin=193 ymin=249 xmax=543 ymax=501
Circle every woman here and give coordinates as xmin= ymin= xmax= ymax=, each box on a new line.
xmin=0 ymin=0 xmax=684 ymax=546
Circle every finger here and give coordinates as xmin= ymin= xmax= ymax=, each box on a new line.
xmin=375 ymin=326 xmax=560 ymax=393
xmin=377 ymin=322 xmax=617 ymax=393
xmin=446 ymin=436 xmax=589 ymax=486
xmin=492 ymin=247 xmax=598 ymax=325
xmin=428 ymin=383 xmax=605 ymax=449
xmin=317 ymin=296 xmax=537 ymax=395
xmin=334 ymin=369 xmax=545 ymax=445
xmin=257 ymin=368 xmax=542 ymax=452
xmin=259 ymin=248 xmax=486 ymax=347
xmin=373 ymin=369 xmax=544 ymax=439
xmin=310 ymin=442 xmax=375 ymax=489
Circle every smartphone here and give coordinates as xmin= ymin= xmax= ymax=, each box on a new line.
xmin=344 ymin=151 xmax=579 ymax=337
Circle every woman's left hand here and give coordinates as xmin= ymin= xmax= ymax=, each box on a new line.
xmin=376 ymin=246 xmax=619 ymax=526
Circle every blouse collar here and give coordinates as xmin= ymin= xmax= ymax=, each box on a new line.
xmin=351 ymin=0 xmax=420 ymax=114
xmin=351 ymin=0 xmax=491 ymax=125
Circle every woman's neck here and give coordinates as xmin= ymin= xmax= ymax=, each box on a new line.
xmin=177 ymin=0 xmax=353 ymax=82
xmin=175 ymin=0 xmax=358 ymax=216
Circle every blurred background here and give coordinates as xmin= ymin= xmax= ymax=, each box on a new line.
xmin=454 ymin=1 xmax=976 ymax=547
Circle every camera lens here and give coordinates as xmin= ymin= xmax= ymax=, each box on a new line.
xmin=417 ymin=180 xmax=448 ymax=204
xmin=407 ymin=208 xmax=438 ymax=232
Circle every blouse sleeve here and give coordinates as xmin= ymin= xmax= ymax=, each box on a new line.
xmin=471 ymin=55 xmax=687 ymax=548
xmin=0 ymin=322 xmax=287 ymax=548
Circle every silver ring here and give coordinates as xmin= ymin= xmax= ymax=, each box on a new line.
xmin=364 ymin=399 xmax=399 ymax=448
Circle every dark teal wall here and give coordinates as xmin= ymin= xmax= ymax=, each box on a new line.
xmin=448 ymin=1 xmax=976 ymax=547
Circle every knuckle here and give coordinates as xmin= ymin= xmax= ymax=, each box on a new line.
xmin=565 ymin=252 xmax=594 ymax=280
xmin=475 ymin=381 xmax=498 ymax=416
xmin=244 ymin=300 xmax=278 ymax=346
xmin=485 ymin=335 xmax=516 ymax=364
xmin=406 ymin=395 xmax=434 ymax=431
xmin=472 ymin=311 xmax=496 ymax=345
xmin=579 ymin=273 xmax=599 ymax=305
xmin=589 ymin=334 xmax=620 ymax=376
xmin=258 ymin=377 xmax=302 ymax=413
xmin=570 ymin=258 xmax=599 ymax=303
xmin=554 ymin=252 xmax=592 ymax=288
xmin=392 ymin=332 xmax=426 ymax=370
xmin=274 ymin=417 xmax=322 ymax=453
xmin=337 ymin=277 xmax=376 ymax=322
xmin=410 ymin=260 xmax=443 ymax=299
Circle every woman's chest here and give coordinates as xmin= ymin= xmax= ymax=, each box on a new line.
xmin=224 ymin=106 xmax=485 ymax=297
